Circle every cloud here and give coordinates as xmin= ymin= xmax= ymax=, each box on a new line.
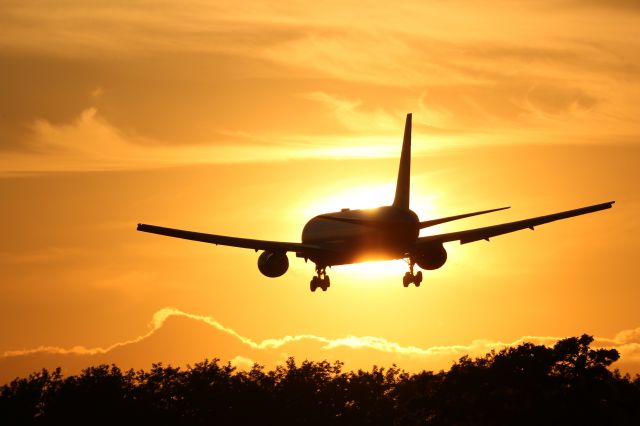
xmin=3 ymin=307 xmax=639 ymax=383
xmin=0 ymin=247 xmax=85 ymax=264
xmin=265 ymin=31 xmax=457 ymax=87
xmin=230 ymin=355 xmax=256 ymax=369
xmin=614 ymin=327 xmax=640 ymax=344
xmin=299 ymin=92 xmax=409 ymax=134
xmin=0 ymin=107 xmax=411 ymax=174
xmin=3 ymin=2 xmax=636 ymax=90
xmin=0 ymin=1 xmax=270 ymax=57
xmin=562 ymin=0 xmax=640 ymax=13
xmin=2 ymin=0 xmax=638 ymax=171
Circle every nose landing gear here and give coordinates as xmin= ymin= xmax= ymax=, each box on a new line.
xmin=310 ymin=265 xmax=330 ymax=292
xmin=402 ymin=260 xmax=423 ymax=287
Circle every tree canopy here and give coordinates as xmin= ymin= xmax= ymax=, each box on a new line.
xmin=2 ymin=334 xmax=639 ymax=425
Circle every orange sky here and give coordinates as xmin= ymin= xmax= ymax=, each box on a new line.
xmin=1 ymin=1 xmax=639 ymax=382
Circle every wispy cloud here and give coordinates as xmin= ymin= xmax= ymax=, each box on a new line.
xmin=2 ymin=0 xmax=638 ymax=175
xmin=3 ymin=307 xmax=639 ymax=376
xmin=0 ymin=247 xmax=86 ymax=264
xmin=0 ymin=107 xmax=410 ymax=174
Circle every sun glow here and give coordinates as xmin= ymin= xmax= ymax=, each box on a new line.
xmin=336 ymin=259 xmax=408 ymax=280
xmin=298 ymin=183 xmax=396 ymax=218
xmin=296 ymin=182 xmax=443 ymax=219
xmin=288 ymin=181 xmax=449 ymax=281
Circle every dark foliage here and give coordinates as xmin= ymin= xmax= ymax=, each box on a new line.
xmin=1 ymin=335 xmax=639 ymax=425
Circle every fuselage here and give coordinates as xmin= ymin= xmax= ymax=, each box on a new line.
xmin=300 ymin=206 xmax=420 ymax=266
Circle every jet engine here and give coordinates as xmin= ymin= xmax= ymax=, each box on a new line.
xmin=257 ymin=251 xmax=289 ymax=277
xmin=415 ymin=244 xmax=447 ymax=270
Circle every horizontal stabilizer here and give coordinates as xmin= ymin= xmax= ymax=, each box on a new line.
xmin=419 ymin=206 xmax=510 ymax=229
xmin=414 ymin=201 xmax=614 ymax=246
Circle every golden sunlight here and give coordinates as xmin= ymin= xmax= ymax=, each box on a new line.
xmin=1 ymin=0 xmax=636 ymax=391
xmin=290 ymin=181 xmax=448 ymax=282
xmin=298 ymin=182 xmax=444 ymax=218
xmin=336 ymin=259 xmax=408 ymax=282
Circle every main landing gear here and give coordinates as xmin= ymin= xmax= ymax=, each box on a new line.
xmin=310 ymin=265 xmax=330 ymax=292
xmin=403 ymin=260 xmax=423 ymax=288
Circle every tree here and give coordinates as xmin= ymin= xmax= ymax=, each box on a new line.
xmin=1 ymin=336 xmax=639 ymax=425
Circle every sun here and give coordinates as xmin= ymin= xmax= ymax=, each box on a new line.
xmin=297 ymin=182 xmax=442 ymax=218
xmin=336 ymin=259 xmax=409 ymax=282
xmin=287 ymin=182 xmax=448 ymax=282
xmin=309 ymin=183 xmax=396 ymax=213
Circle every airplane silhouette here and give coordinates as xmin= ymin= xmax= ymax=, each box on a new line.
xmin=138 ymin=114 xmax=614 ymax=292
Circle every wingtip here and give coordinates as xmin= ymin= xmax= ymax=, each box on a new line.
xmin=485 ymin=206 xmax=510 ymax=214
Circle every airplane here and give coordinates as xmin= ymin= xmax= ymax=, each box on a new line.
xmin=137 ymin=113 xmax=614 ymax=292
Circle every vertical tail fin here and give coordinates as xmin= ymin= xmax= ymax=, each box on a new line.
xmin=392 ymin=113 xmax=412 ymax=210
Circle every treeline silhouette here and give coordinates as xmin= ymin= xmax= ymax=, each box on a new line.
xmin=1 ymin=335 xmax=639 ymax=425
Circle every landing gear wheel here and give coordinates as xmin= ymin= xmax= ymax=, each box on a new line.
xmin=415 ymin=271 xmax=423 ymax=287
xmin=402 ymin=273 xmax=412 ymax=288
xmin=310 ymin=266 xmax=330 ymax=292
xmin=402 ymin=260 xmax=423 ymax=288
xmin=319 ymin=275 xmax=330 ymax=291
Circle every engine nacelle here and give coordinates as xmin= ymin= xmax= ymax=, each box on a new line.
xmin=415 ymin=244 xmax=447 ymax=270
xmin=257 ymin=251 xmax=289 ymax=278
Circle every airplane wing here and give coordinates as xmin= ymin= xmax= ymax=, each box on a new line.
xmin=137 ymin=224 xmax=326 ymax=255
xmin=413 ymin=201 xmax=614 ymax=247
